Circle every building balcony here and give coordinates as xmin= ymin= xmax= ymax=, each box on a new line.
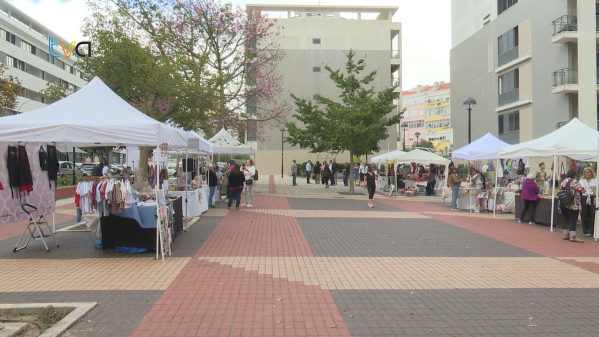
xmin=551 ymin=67 xmax=599 ymax=93
xmin=550 ymin=15 xmax=599 ymax=43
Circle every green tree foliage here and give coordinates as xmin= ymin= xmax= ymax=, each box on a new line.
xmin=39 ymin=80 xmax=71 ymax=103
xmin=0 ymin=63 xmax=25 ymax=112
xmin=285 ymin=50 xmax=403 ymax=194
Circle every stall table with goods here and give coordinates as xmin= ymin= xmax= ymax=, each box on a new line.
xmin=514 ymin=192 xmax=565 ymax=227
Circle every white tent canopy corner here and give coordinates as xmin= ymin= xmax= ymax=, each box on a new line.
xmin=390 ymin=149 xmax=451 ymax=187
xmin=371 ymin=150 xmax=407 ymax=164
xmin=452 ymin=133 xmax=510 ymax=161
xmin=208 ymin=128 xmax=255 ymax=155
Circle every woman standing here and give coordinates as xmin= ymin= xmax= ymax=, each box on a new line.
xmin=227 ymin=164 xmax=245 ymax=210
xmin=579 ymin=167 xmax=596 ymax=237
xmin=342 ymin=164 xmax=350 ymax=186
xmin=519 ymin=173 xmax=539 ymax=224
xmin=559 ymin=169 xmax=584 ymax=242
xmin=425 ymin=165 xmax=436 ymax=196
xmin=448 ymin=166 xmax=462 ymax=211
xmin=322 ymin=162 xmax=331 ymax=188
xmin=242 ymin=159 xmax=256 ymax=208
xmin=364 ymin=165 xmax=376 ymax=208
xmin=314 ymin=161 xmax=321 ymax=184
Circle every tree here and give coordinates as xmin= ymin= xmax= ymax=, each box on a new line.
xmin=285 ymin=50 xmax=403 ymax=194
xmin=0 ymin=63 xmax=25 ymax=113
xmin=40 ymin=80 xmax=71 ymax=103
xmin=410 ymin=139 xmax=435 ymax=150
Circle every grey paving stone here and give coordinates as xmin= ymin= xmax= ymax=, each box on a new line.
xmin=299 ymin=217 xmax=541 ymax=257
xmin=287 ymin=197 xmax=402 ymax=212
xmin=0 ymin=290 xmax=162 ymax=337
xmin=333 ymin=288 xmax=599 ymax=337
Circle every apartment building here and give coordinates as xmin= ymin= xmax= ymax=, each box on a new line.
xmin=0 ymin=0 xmax=87 ymax=115
xmin=247 ymin=4 xmax=401 ymax=175
xmin=400 ymin=82 xmax=452 ymax=155
xmin=450 ymin=0 xmax=598 ymax=150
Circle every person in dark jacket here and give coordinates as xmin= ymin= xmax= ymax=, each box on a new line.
xmin=342 ymin=164 xmax=350 ymax=186
xmin=331 ymin=160 xmax=339 ymax=186
xmin=208 ymin=166 xmax=218 ymax=208
xmin=519 ymin=173 xmax=539 ymax=224
xmin=227 ymin=164 xmax=245 ymax=210
xmin=322 ymin=163 xmax=331 ymax=188
xmin=314 ymin=161 xmax=321 ymax=184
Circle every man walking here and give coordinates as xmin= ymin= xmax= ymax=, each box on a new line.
xmin=306 ymin=160 xmax=312 ymax=184
xmin=291 ymin=159 xmax=297 ymax=186
xmin=331 ymin=159 xmax=339 ymax=186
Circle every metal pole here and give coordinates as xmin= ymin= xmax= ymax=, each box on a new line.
xmin=281 ymin=132 xmax=284 ymax=178
xmin=72 ymin=147 xmax=76 ymax=186
xmin=403 ymin=127 xmax=406 ymax=151
xmin=468 ymin=107 xmax=472 ymax=144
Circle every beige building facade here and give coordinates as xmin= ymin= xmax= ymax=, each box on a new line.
xmin=450 ymin=0 xmax=599 ymax=150
xmin=247 ymin=4 xmax=402 ymax=175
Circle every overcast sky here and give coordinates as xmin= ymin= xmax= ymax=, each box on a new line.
xmin=7 ymin=0 xmax=450 ymax=90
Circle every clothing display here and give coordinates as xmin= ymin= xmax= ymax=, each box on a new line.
xmin=47 ymin=145 xmax=59 ymax=183
xmin=75 ymin=178 xmax=133 ymax=217
xmin=6 ymin=145 xmax=34 ymax=199
xmin=7 ymin=146 xmax=18 ymax=198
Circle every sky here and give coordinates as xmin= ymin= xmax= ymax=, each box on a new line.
xmin=7 ymin=0 xmax=451 ymax=90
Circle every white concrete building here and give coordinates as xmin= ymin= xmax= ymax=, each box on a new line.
xmin=450 ymin=0 xmax=599 ymax=149
xmin=247 ymin=4 xmax=401 ymax=175
xmin=0 ymin=0 xmax=87 ymax=115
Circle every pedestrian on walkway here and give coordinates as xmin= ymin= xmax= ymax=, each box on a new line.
xmin=342 ymin=163 xmax=350 ymax=186
xmin=322 ymin=161 xmax=328 ymax=184
xmin=306 ymin=160 xmax=312 ymax=184
xmin=359 ymin=163 xmax=365 ymax=183
xmin=314 ymin=161 xmax=321 ymax=184
xmin=322 ymin=162 xmax=331 ymax=188
xmin=579 ymin=167 xmax=596 ymax=237
xmin=331 ymin=160 xmax=339 ymax=186
xmin=227 ymin=164 xmax=245 ymax=210
xmin=364 ymin=165 xmax=376 ymax=208
xmin=242 ymin=159 xmax=256 ymax=208
xmin=425 ymin=165 xmax=436 ymax=196
xmin=208 ymin=165 xmax=218 ymax=209
xmin=448 ymin=166 xmax=462 ymax=211
xmin=291 ymin=160 xmax=297 ymax=186
xmin=353 ymin=164 xmax=359 ymax=183
xmin=559 ymin=169 xmax=584 ymax=243
xmin=518 ymin=173 xmax=539 ymax=224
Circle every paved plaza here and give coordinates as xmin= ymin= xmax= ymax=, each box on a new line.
xmin=2 ymin=176 xmax=599 ymax=336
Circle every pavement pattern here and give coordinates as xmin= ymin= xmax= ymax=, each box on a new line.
xmin=2 ymin=176 xmax=599 ymax=336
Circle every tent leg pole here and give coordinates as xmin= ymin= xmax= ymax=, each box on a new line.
xmin=185 ymin=149 xmax=188 ymax=231
xmin=52 ymin=187 xmax=56 ymax=233
xmin=550 ymin=154 xmax=557 ymax=232
xmin=493 ymin=158 xmax=499 ymax=219
xmin=595 ymin=142 xmax=599 ymax=240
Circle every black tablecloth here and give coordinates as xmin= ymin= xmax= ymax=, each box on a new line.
xmin=101 ymin=197 xmax=183 ymax=251
xmin=515 ymin=195 xmax=565 ymax=227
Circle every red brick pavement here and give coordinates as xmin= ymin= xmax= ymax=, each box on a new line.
xmin=0 ymin=212 xmax=74 ymax=241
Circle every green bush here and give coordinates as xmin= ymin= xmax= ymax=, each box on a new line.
xmin=57 ymin=177 xmax=75 ymax=187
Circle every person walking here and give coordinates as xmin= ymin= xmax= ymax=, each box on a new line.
xmin=291 ymin=159 xmax=297 ymax=186
xmin=314 ymin=161 xmax=321 ymax=184
xmin=331 ymin=160 xmax=339 ymax=186
xmin=353 ymin=164 xmax=359 ymax=183
xmin=448 ymin=166 xmax=462 ymax=211
xmin=306 ymin=160 xmax=312 ymax=184
xmin=322 ymin=162 xmax=331 ymax=188
xmin=364 ymin=165 xmax=376 ymax=208
xmin=342 ymin=163 xmax=350 ymax=186
xmin=227 ymin=164 xmax=245 ymax=210
xmin=559 ymin=169 xmax=584 ymax=243
xmin=579 ymin=167 xmax=596 ymax=237
xmin=242 ymin=159 xmax=256 ymax=208
xmin=359 ymin=163 xmax=365 ymax=183
xmin=518 ymin=173 xmax=539 ymax=224
xmin=208 ymin=166 xmax=218 ymax=208
xmin=425 ymin=165 xmax=436 ymax=196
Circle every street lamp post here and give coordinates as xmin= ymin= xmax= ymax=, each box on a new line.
xmin=401 ymin=122 xmax=408 ymax=151
xmin=463 ymin=97 xmax=477 ymax=144
xmin=16 ymin=98 xmax=41 ymax=114
xmin=415 ymin=132 xmax=420 ymax=147
xmin=280 ymin=127 xmax=286 ymax=178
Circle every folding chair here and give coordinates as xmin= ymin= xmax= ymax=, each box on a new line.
xmin=13 ymin=204 xmax=59 ymax=252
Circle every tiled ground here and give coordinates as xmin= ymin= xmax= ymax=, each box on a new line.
xmin=3 ymin=175 xmax=599 ymax=336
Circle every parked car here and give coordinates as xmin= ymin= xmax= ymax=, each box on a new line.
xmin=58 ymin=161 xmax=87 ymax=178
xmin=80 ymin=162 xmax=100 ymax=175
xmin=167 ymin=163 xmax=178 ymax=177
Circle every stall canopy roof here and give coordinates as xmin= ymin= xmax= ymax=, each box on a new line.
xmin=391 ymin=149 xmax=451 ymax=165
xmin=188 ymin=131 xmax=220 ymax=154
xmin=452 ymin=133 xmax=510 ymax=161
xmin=208 ymin=128 xmax=255 ymax=155
xmin=371 ymin=150 xmax=406 ymax=163
xmin=0 ymin=77 xmax=188 ymax=147
xmin=498 ymin=118 xmax=599 ymax=159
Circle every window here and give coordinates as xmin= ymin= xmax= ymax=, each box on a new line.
xmin=498 ymin=111 xmax=519 ymax=144
xmin=313 ymin=66 xmax=321 ymax=72
xmin=410 ymin=109 xmax=417 ymax=116
xmin=17 ymin=60 xmax=25 ymax=71
xmin=498 ymin=27 xmax=518 ymax=67
xmin=5 ymin=31 xmax=15 ymax=44
xmin=407 ymin=119 xmax=424 ymax=129
xmin=497 ymin=0 xmax=518 ymax=15
xmin=498 ymin=69 xmax=519 ymax=106
xmin=6 ymin=56 xmax=16 ymax=68
xmin=312 ymin=38 xmax=321 ymax=44
xmin=426 ymin=118 xmax=451 ymax=130
xmin=21 ymin=41 xmax=35 ymax=54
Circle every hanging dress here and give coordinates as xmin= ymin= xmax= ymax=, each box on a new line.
xmin=7 ymin=145 xmax=19 ymax=198
xmin=47 ymin=145 xmax=59 ymax=186
xmin=17 ymin=145 xmax=33 ymax=196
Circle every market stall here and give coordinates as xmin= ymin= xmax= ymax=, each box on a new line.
xmin=0 ymin=77 xmax=188 ymax=259
xmin=498 ymin=118 xmax=599 ymax=235
xmin=390 ymin=150 xmax=450 ymax=196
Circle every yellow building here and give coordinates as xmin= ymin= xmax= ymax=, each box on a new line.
xmin=423 ymin=82 xmax=452 ymax=155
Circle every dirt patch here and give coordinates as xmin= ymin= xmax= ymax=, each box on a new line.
xmin=1 ymin=305 xmax=75 ymax=337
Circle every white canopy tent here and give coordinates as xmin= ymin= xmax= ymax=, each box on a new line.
xmin=209 ymin=128 xmax=255 ymax=155
xmin=496 ymin=118 xmax=599 ymax=235
xmin=390 ymin=150 xmax=451 ymax=192
xmin=452 ymin=133 xmax=509 ymax=160
xmin=371 ymin=150 xmax=407 ymax=164
xmin=0 ymin=77 xmax=188 ymax=147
